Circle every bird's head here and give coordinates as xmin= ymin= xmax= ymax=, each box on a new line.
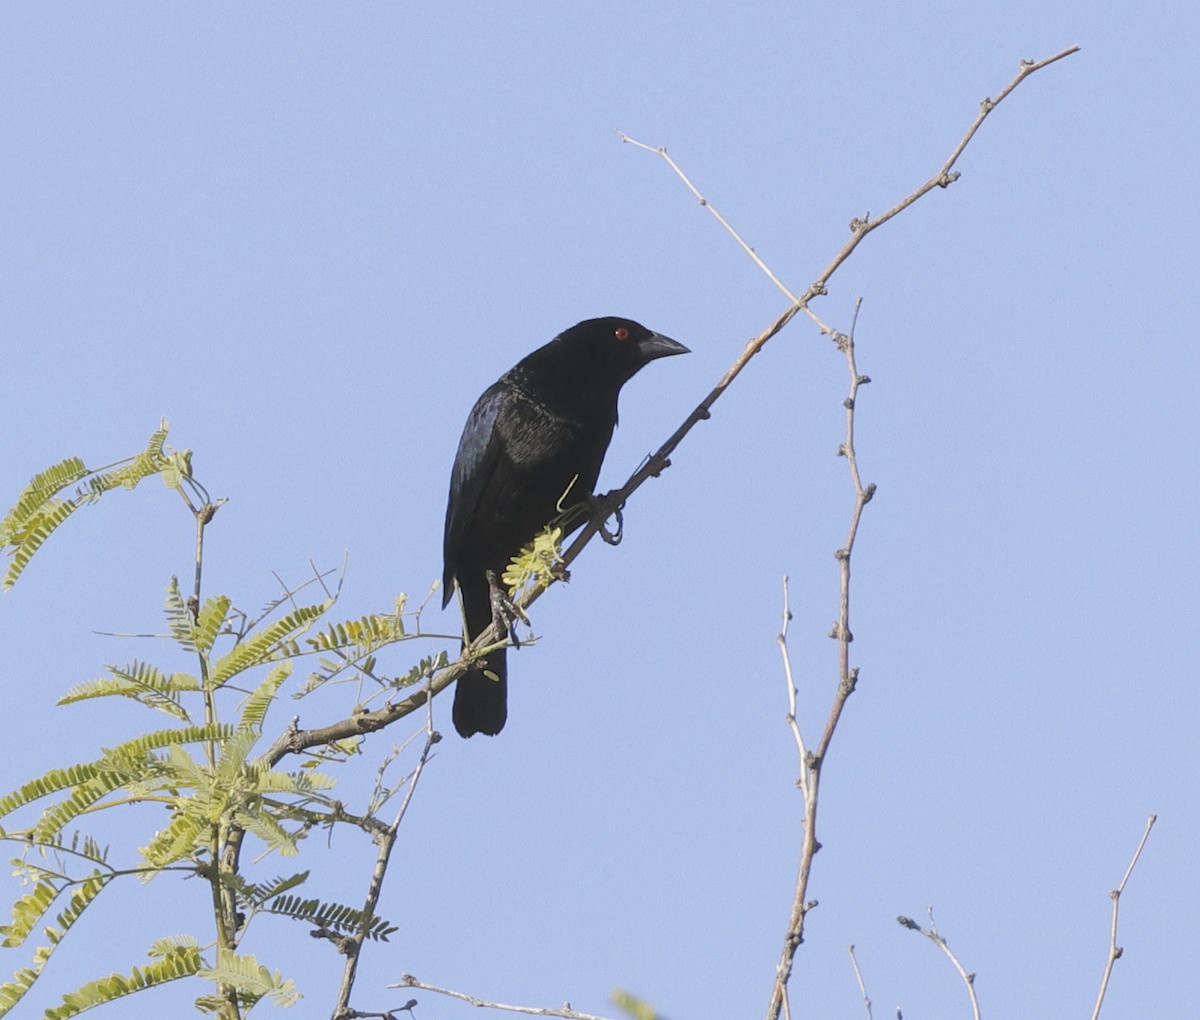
xmin=551 ymin=315 xmax=689 ymax=381
xmin=508 ymin=316 xmax=688 ymax=423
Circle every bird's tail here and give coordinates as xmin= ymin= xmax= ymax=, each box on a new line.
xmin=452 ymin=655 xmax=507 ymax=737
xmin=452 ymin=579 xmax=508 ymax=737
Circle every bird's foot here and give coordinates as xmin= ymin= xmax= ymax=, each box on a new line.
xmin=587 ymin=491 xmax=625 ymax=546
xmin=485 ymin=569 xmax=528 ymax=647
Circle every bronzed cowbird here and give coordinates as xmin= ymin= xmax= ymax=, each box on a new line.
xmin=443 ymin=316 xmax=688 ymax=737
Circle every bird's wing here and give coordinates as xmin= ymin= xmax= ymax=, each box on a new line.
xmin=442 ymin=383 xmax=507 ymax=604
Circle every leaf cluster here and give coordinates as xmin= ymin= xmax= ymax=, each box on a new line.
xmin=0 ymin=428 xmax=439 ymax=1017
xmin=502 ymin=525 xmax=564 ymax=595
xmin=0 ymin=421 xmax=186 ymax=591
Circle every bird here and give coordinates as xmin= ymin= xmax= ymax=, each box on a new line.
xmin=442 ymin=316 xmax=689 ymax=737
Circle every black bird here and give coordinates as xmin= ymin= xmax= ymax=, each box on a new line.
xmin=443 ymin=316 xmax=689 ymax=737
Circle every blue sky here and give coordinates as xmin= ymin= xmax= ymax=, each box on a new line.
xmin=1 ymin=3 xmax=1196 ymax=1018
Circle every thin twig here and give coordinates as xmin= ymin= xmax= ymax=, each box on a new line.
xmin=177 ymin=486 xmax=241 ymax=1020
xmin=1090 ymin=814 xmax=1157 ymax=1020
xmin=897 ymin=912 xmax=981 ymax=1020
xmin=622 ymin=44 xmax=1078 ymax=345
xmin=619 ymin=132 xmax=800 ymax=305
xmin=390 ymin=976 xmax=619 ymax=1020
xmin=801 ymin=46 xmax=1079 ymax=333
xmin=766 ymin=303 xmax=872 ymax=1020
xmin=847 ymin=944 xmax=875 ymax=1020
xmin=333 ymin=721 xmax=441 ymax=1019
xmin=819 ymin=300 xmax=873 ymax=761
xmin=778 ymin=576 xmax=809 ymax=782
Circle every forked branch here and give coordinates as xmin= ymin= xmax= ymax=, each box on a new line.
xmin=897 ymin=912 xmax=981 ymax=1020
xmin=1090 ymin=814 xmax=1157 ymax=1020
xmin=617 ymin=48 xmax=1079 ymax=1020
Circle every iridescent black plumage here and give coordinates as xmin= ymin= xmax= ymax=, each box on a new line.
xmin=443 ymin=316 xmax=688 ymax=737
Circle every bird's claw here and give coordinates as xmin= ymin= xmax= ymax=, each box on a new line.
xmin=587 ymin=491 xmax=625 ymax=546
xmin=485 ymin=569 xmax=527 ymax=647
xmin=599 ymin=503 xmax=623 ymax=545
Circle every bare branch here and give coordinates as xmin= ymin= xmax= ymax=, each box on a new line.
xmin=390 ymin=977 xmax=619 ymax=1020
xmin=766 ymin=303 xmax=872 ymax=1020
xmin=804 ymin=46 xmax=1080 ymax=319
xmin=617 ymin=50 xmax=1079 ymax=1020
xmin=623 ymin=46 xmax=1079 ymax=341
xmin=618 ymin=132 xmax=800 ymax=305
xmin=897 ymin=912 xmax=982 ymax=1020
xmin=333 ymin=721 xmax=441 ymax=1018
xmin=778 ymin=576 xmax=809 ymax=780
xmin=1090 ymin=814 xmax=1157 ymax=1020
xmin=847 ymin=944 xmax=875 ymax=1020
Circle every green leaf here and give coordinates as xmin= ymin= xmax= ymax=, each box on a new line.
xmin=42 ymin=945 xmax=204 ymax=1019
xmin=32 ymin=770 xmax=139 ymax=842
xmin=0 ymin=724 xmax=233 ymax=831
xmin=79 ymin=422 xmax=172 ymax=498
xmin=139 ymin=805 xmax=210 ymax=868
xmin=159 ymin=743 xmax=210 ymax=791
xmin=210 ymin=602 xmax=328 ymax=688
xmin=211 ymin=730 xmax=260 ymax=792
xmin=100 ymin=723 xmax=235 ymax=760
xmin=2 ymin=498 xmax=76 ymax=591
xmin=58 ymin=660 xmax=198 ymax=722
xmin=227 ymin=871 xmax=310 ymax=908
xmin=0 ymin=961 xmax=42 ymax=1016
xmin=233 ymin=807 xmax=301 ymax=858
xmin=196 ymin=948 xmax=300 ymax=1009
xmin=0 ymin=764 xmax=102 ymax=821
xmin=502 ymin=524 xmax=564 ymax=594
xmin=0 ymin=423 xmax=175 ymax=589
xmin=613 ymin=989 xmax=668 ymax=1020
xmin=146 ymin=935 xmax=201 ymax=959
xmin=163 ymin=577 xmax=197 ymax=652
xmin=0 ymin=873 xmax=107 ymax=1016
xmin=296 ymin=605 xmax=415 ymax=693
xmin=246 ymin=769 xmax=335 ymax=796
xmin=159 ymin=450 xmax=193 ymax=491
xmin=194 ymin=595 xmax=231 ymax=655
xmin=237 ymin=662 xmax=292 ymax=733
xmin=306 ymin=611 xmax=406 ymax=654
xmin=0 ymin=457 xmax=87 ymax=545
xmin=0 ymin=880 xmax=58 ymax=948
xmin=264 ymin=895 xmax=397 ymax=941
xmin=398 ymin=650 xmax=449 ymax=688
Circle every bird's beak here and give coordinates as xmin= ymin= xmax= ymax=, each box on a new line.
xmin=637 ymin=332 xmax=690 ymax=361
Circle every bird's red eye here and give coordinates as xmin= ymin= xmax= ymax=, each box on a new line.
xmin=614 ymin=327 xmax=630 ymax=341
